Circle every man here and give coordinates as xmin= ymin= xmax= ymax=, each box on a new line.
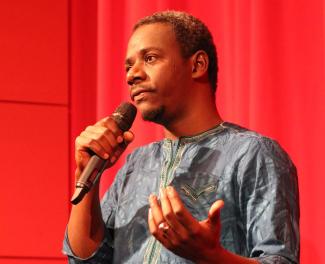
xmin=63 ymin=11 xmax=299 ymax=263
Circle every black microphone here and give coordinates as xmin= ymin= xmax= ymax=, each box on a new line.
xmin=70 ymin=102 xmax=137 ymax=205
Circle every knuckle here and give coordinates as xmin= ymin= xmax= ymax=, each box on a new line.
xmin=189 ymin=225 xmax=200 ymax=236
xmin=108 ymin=137 xmax=119 ymax=149
xmin=103 ymin=117 xmax=116 ymax=128
xmin=97 ymin=117 xmax=109 ymax=125
xmin=88 ymin=138 xmax=96 ymax=146
xmin=111 ymin=142 xmax=118 ymax=150
xmin=151 ymin=228 xmax=159 ymax=236
xmin=174 ymin=207 xmax=184 ymax=219
xmin=105 ymin=146 xmax=113 ymax=156
xmin=170 ymin=239 xmax=181 ymax=248
xmin=164 ymin=243 xmax=174 ymax=250
xmin=179 ymin=233 xmax=190 ymax=244
xmin=85 ymin=125 xmax=93 ymax=131
xmin=163 ymin=211 xmax=173 ymax=222
xmin=75 ymin=136 xmax=88 ymax=150
xmin=88 ymin=139 xmax=100 ymax=152
xmin=79 ymin=131 xmax=87 ymax=138
xmin=103 ymin=127 xmax=111 ymax=135
xmin=97 ymin=133 xmax=106 ymax=142
xmin=102 ymin=129 xmax=119 ymax=147
xmin=75 ymin=136 xmax=81 ymax=146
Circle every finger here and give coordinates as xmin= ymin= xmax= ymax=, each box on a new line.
xmin=166 ymin=186 xmax=200 ymax=235
xmin=149 ymin=194 xmax=165 ymax=228
xmin=148 ymin=209 xmax=174 ymax=249
xmin=98 ymin=130 xmax=134 ymax=167
xmin=148 ymin=195 xmax=168 ymax=243
xmin=83 ymin=123 xmax=130 ymax=152
xmin=148 ymin=208 xmax=159 ymax=236
xmin=123 ymin=131 xmax=134 ymax=144
xmin=158 ymin=222 xmax=182 ymax=250
xmin=160 ymin=188 xmax=188 ymax=239
xmin=208 ymin=200 xmax=224 ymax=225
xmin=76 ymin=135 xmax=109 ymax=159
xmin=95 ymin=116 xmax=110 ymax=126
xmin=81 ymin=129 xmax=114 ymax=154
xmin=79 ymin=131 xmax=112 ymax=158
xmin=114 ymin=131 xmax=134 ymax=152
xmin=75 ymin=148 xmax=91 ymax=170
xmin=96 ymin=118 xmax=134 ymax=146
xmin=85 ymin=125 xmax=122 ymax=149
xmin=108 ymin=131 xmax=134 ymax=161
xmin=96 ymin=117 xmax=122 ymax=138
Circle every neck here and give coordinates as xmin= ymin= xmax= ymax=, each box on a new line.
xmin=163 ymin=92 xmax=223 ymax=140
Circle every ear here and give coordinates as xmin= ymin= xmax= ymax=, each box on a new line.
xmin=191 ymin=50 xmax=209 ymax=79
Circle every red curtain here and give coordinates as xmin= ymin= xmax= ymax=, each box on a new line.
xmin=89 ymin=0 xmax=324 ymax=263
xmin=3 ymin=0 xmax=322 ymax=262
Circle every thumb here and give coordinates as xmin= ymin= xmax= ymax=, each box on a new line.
xmin=208 ymin=200 xmax=224 ymax=225
xmin=123 ymin=130 xmax=135 ymax=144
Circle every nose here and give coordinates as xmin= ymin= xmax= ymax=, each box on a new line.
xmin=126 ymin=61 xmax=146 ymax=86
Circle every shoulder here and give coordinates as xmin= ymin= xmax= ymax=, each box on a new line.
xmin=221 ymin=123 xmax=297 ymax=190
xmin=221 ymin=122 xmax=293 ymax=165
xmin=124 ymin=140 xmax=164 ymax=165
xmin=221 ymin=122 xmax=275 ymax=145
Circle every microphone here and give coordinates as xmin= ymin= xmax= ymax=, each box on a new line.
xmin=70 ymin=102 xmax=137 ymax=205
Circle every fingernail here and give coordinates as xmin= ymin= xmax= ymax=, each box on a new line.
xmin=160 ymin=188 xmax=165 ymax=198
xmin=149 ymin=194 xmax=156 ymax=203
xmin=166 ymin=186 xmax=173 ymax=194
xmin=110 ymin=156 xmax=116 ymax=163
xmin=104 ymin=153 xmax=109 ymax=159
xmin=148 ymin=208 xmax=152 ymax=219
xmin=117 ymin=136 xmax=124 ymax=143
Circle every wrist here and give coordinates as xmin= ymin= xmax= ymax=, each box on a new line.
xmin=194 ymin=244 xmax=224 ymax=264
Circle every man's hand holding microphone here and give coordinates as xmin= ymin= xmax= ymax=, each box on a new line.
xmin=67 ymin=102 xmax=136 ymax=258
xmin=71 ymin=102 xmax=137 ymax=204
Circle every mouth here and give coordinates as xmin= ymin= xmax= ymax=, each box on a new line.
xmin=130 ymin=86 xmax=155 ymax=102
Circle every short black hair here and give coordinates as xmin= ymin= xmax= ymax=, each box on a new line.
xmin=134 ymin=10 xmax=218 ymax=93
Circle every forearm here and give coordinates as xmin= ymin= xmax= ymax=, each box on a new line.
xmin=67 ymin=182 xmax=105 ymax=259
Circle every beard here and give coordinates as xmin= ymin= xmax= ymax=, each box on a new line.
xmin=141 ymin=105 xmax=165 ymax=124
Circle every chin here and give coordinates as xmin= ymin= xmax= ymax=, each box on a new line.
xmin=140 ymin=105 xmax=165 ymax=123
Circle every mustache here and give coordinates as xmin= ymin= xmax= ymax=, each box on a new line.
xmin=130 ymin=85 xmax=155 ymax=92
xmin=130 ymin=85 xmax=156 ymax=100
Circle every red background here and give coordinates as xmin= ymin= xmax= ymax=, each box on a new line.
xmin=0 ymin=0 xmax=324 ymax=263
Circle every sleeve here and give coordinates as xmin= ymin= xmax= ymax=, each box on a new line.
xmin=62 ymin=228 xmax=114 ymax=264
xmin=237 ymin=137 xmax=300 ymax=264
xmin=62 ymin=164 xmax=128 ymax=263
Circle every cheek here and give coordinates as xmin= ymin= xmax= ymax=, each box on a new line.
xmin=147 ymin=67 xmax=173 ymax=93
xmin=147 ymin=61 xmax=191 ymax=98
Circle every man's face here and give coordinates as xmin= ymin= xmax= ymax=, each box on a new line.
xmin=125 ymin=23 xmax=192 ymax=124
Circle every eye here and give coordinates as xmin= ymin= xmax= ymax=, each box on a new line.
xmin=144 ymin=54 xmax=157 ymax=63
xmin=125 ymin=64 xmax=132 ymax=73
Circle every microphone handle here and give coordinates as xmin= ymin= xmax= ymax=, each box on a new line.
xmin=70 ymin=155 xmax=108 ymax=205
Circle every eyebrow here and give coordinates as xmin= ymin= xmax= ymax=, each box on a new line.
xmin=125 ymin=47 xmax=164 ymax=65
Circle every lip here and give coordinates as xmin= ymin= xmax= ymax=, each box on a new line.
xmin=130 ymin=86 xmax=154 ymax=101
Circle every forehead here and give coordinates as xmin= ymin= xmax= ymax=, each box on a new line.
xmin=126 ymin=23 xmax=179 ymax=57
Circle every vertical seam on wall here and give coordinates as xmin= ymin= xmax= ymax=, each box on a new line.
xmin=67 ymin=0 xmax=72 ymax=212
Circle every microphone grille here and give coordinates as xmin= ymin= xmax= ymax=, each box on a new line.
xmin=112 ymin=102 xmax=137 ymax=131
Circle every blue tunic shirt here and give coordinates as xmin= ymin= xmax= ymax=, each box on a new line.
xmin=63 ymin=122 xmax=300 ymax=263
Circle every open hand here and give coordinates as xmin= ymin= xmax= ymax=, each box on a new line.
xmin=148 ymin=186 xmax=224 ymax=263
